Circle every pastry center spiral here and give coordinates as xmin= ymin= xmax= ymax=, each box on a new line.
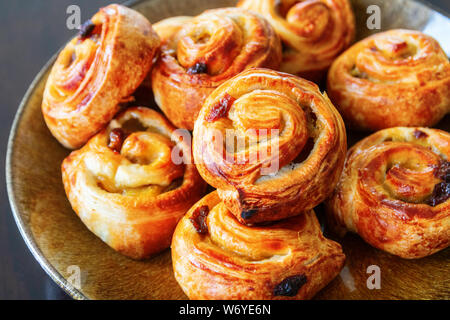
xmin=114 ymin=131 xmax=184 ymax=189
xmin=349 ymin=32 xmax=444 ymax=83
xmin=379 ymin=144 xmax=441 ymax=203
xmin=85 ymin=123 xmax=184 ymax=196
xmin=285 ymin=0 xmax=330 ymax=40
xmin=177 ymin=15 xmax=243 ymax=75
xmin=120 ymin=132 xmax=172 ymax=165
xmin=373 ymin=36 xmax=416 ymax=60
xmin=209 ymin=89 xmax=309 ymax=179
xmin=51 ymin=20 xmax=103 ymax=100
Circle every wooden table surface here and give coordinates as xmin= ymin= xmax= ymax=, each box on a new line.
xmin=0 ymin=0 xmax=449 ymax=300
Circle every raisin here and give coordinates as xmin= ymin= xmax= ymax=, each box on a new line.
xmin=273 ymin=274 xmax=307 ymax=297
xmin=413 ymin=129 xmax=428 ymax=139
xmin=241 ymin=209 xmax=258 ymax=220
xmin=426 ymin=182 xmax=450 ymax=207
xmin=79 ymin=20 xmax=96 ymax=39
xmin=187 ymin=62 xmax=208 ymax=75
xmin=205 ymin=93 xmax=236 ymax=122
xmin=108 ymin=128 xmax=127 ymax=153
xmin=189 ymin=206 xmax=209 ymax=234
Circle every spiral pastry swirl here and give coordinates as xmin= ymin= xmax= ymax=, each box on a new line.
xmin=238 ymin=0 xmax=355 ymax=81
xmin=193 ymin=68 xmax=347 ymax=225
xmin=326 ymin=127 xmax=450 ymax=259
xmin=151 ymin=7 xmax=282 ymax=130
xmin=42 ymin=4 xmax=160 ymax=149
xmin=62 ymin=107 xmax=206 ymax=259
xmin=172 ymin=191 xmax=345 ymax=299
xmin=327 ymin=29 xmax=450 ymax=131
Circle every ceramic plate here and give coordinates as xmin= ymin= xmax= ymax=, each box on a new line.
xmin=7 ymin=0 xmax=450 ymax=300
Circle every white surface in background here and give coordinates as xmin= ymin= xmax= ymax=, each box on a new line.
xmin=422 ymin=11 xmax=450 ymax=56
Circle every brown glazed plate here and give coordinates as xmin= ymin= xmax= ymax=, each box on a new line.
xmin=6 ymin=0 xmax=450 ymax=300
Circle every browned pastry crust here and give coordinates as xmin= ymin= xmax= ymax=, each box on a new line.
xmin=172 ymin=191 xmax=345 ymax=300
xmin=238 ymin=0 xmax=355 ymax=81
xmin=193 ymin=68 xmax=347 ymax=225
xmin=62 ymin=107 xmax=206 ymax=259
xmin=327 ymin=29 xmax=450 ymax=131
xmin=151 ymin=8 xmax=282 ymax=130
xmin=326 ymin=127 xmax=450 ymax=259
xmin=42 ymin=4 xmax=160 ymax=149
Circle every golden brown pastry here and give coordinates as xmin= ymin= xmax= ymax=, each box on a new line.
xmin=62 ymin=107 xmax=206 ymax=259
xmin=172 ymin=191 xmax=345 ymax=300
xmin=42 ymin=4 xmax=160 ymax=149
xmin=238 ymin=0 xmax=355 ymax=81
xmin=327 ymin=29 xmax=450 ymax=131
xmin=193 ymin=68 xmax=347 ymax=225
xmin=326 ymin=127 xmax=450 ymax=259
xmin=151 ymin=7 xmax=282 ymax=130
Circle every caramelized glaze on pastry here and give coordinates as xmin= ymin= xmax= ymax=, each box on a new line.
xmin=172 ymin=191 xmax=345 ymax=299
xmin=151 ymin=7 xmax=282 ymax=130
xmin=327 ymin=29 xmax=450 ymax=131
xmin=193 ymin=68 xmax=347 ymax=225
xmin=238 ymin=0 xmax=355 ymax=81
xmin=62 ymin=107 xmax=206 ymax=259
xmin=326 ymin=127 xmax=450 ymax=259
xmin=42 ymin=4 xmax=160 ymax=149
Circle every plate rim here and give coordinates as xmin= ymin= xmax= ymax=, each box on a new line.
xmin=5 ymin=52 xmax=88 ymax=300
xmin=5 ymin=0 xmax=449 ymax=301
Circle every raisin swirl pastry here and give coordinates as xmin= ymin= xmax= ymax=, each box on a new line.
xmin=42 ymin=4 xmax=160 ymax=149
xmin=193 ymin=68 xmax=347 ymax=225
xmin=172 ymin=191 xmax=345 ymax=300
xmin=238 ymin=0 xmax=355 ymax=81
xmin=151 ymin=7 xmax=282 ymax=130
xmin=326 ymin=127 xmax=450 ymax=259
xmin=62 ymin=107 xmax=206 ymax=259
xmin=327 ymin=29 xmax=450 ymax=131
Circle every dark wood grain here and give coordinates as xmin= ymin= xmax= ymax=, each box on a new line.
xmin=1 ymin=0 xmax=449 ymax=300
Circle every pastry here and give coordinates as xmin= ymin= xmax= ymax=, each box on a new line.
xmin=42 ymin=4 xmax=160 ymax=149
xmin=326 ymin=127 xmax=450 ymax=259
xmin=238 ymin=0 xmax=355 ymax=81
xmin=172 ymin=191 xmax=345 ymax=299
xmin=193 ymin=68 xmax=347 ymax=225
xmin=151 ymin=7 xmax=282 ymax=130
xmin=62 ymin=107 xmax=206 ymax=259
xmin=327 ymin=29 xmax=450 ymax=131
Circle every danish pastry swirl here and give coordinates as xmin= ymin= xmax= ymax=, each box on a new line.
xmin=62 ymin=107 xmax=206 ymax=259
xmin=193 ymin=68 xmax=347 ymax=224
xmin=327 ymin=29 xmax=450 ymax=130
xmin=326 ymin=127 xmax=450 ymax=258
xmin=172 ymin=192 xmax=345 ymax=299
xmin=42 ymin=4 xmax=160 ymax=149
